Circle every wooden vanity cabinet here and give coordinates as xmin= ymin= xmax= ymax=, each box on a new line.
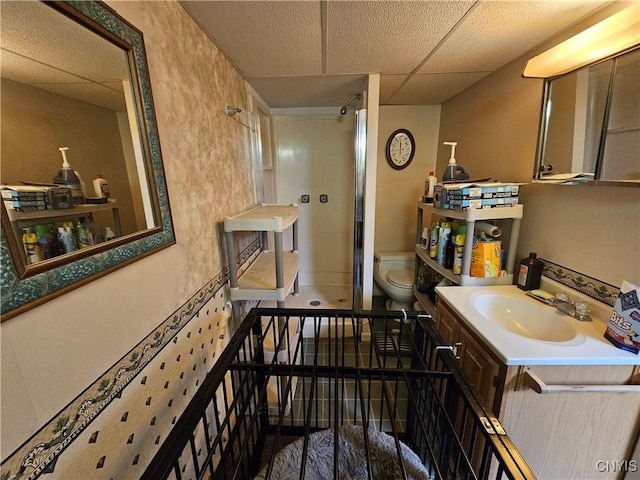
xmin=436 ymin=299 xmax=506 ymax=413
xmin=436 ymin=297 xmax=640 ymax=479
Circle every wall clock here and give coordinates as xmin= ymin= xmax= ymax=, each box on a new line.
xmin=385 ymin=128 xmax=415 ymax=170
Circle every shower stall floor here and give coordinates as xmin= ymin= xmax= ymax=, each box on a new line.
xmin=259 ymin=285 xmax=353 ymax=310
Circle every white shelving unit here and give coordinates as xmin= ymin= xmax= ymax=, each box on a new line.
xmin=224 ymin=203 xmax=299 ymax=326
xmin=414 ymin=201 xmax=523 ymax=312
xmin=6 ymin=200 xmax=122 ymax=237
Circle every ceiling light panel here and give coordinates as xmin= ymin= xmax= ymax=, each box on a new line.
xmin=417 ymin=0 xmax=608 ymax=74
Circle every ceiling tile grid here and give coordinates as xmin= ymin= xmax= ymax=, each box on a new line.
xmin=326 ymin=0 xmax=475 ymax=74
xmin=418 ymin=0 xmax=610 ymax=74
xmin=181 ymin=1 xmax=324 ymax=76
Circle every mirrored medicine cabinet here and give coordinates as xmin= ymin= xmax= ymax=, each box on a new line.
xmin=534 ymin=46 xmax=640 ymax=185
xmin=1 ymin=1 xmax=175 ymax=319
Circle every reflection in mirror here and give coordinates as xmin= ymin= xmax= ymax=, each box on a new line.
xmin=534 ymin=46 xmax=640 ymax=184
xmin=1 ymin=1 xmax=174 ymax=319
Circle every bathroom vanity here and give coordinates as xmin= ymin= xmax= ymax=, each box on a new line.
xmin=434 ymin=285 xmax=640 ymax=479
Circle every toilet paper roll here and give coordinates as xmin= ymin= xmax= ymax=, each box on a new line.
xmin=475 ymin=222 xmax=502 ymax=238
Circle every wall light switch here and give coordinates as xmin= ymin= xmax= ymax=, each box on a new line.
xmin=319 ymin=194 xmax=328 ymax=203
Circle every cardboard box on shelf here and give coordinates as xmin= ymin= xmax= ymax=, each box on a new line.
xmin=471 ymin=241 xmax=502 ymax=278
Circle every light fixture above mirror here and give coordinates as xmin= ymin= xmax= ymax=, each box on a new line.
xmin=523 ymin=3 xmax=640 ymax=79
xmin=526 ymin=3 xmax=640 ymax=186
xmin=1 ymin=1 xmax=175 ymax=320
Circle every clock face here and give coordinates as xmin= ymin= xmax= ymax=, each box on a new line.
xmin=386 ymin=129 xmax=415 ymax=170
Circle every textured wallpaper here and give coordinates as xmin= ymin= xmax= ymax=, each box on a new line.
xmin=107 ymin=0 xmax=256 ymax=300
xmin=1 ymin=0 xmax=259 ymax=460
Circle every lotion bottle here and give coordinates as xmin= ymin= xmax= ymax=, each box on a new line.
xmin=52 ymin=147 xmax=84 ymax=204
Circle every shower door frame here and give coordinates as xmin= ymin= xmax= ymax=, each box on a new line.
xmin=352 ymin=108 xmax=367 ymax=310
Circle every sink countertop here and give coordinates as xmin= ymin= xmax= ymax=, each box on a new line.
xmin=435 ymin=284 xmax=640 ymax=366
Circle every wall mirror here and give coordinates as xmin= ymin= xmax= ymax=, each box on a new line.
xmin=1 ymin=1 xmax=175 ymax=319
xmin=533 ymin=46 xmax=640 ymax=185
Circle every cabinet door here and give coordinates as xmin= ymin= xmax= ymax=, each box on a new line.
xmin=436 ymin=302 xmax=460 ymax=345
xmin=458 ymin=325 xmax=500 ymax=410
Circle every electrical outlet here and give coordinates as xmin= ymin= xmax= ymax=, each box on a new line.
xmin=301 ymin=194 xmax=310 ymax=203
xmin=319 ymin=194 xmax=328 ymax=203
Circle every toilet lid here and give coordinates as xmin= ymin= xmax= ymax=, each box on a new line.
xmin=386 ymin=269 xmax=413 ymax=288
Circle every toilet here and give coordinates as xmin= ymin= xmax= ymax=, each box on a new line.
xmin=373 ymin=252 xmax=414 ymax=310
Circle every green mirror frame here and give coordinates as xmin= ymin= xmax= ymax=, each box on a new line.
xmin=1 ymin=0 xmax=175 ymax=320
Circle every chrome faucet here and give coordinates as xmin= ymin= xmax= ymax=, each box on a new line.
xmin=552 ymin=293 xmax=592 ymax=321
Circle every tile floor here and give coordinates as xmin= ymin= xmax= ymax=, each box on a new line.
xmin=270 ymin=336 xmax=409 ymax=434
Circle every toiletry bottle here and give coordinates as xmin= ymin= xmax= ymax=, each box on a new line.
xmin=104 ymin=226 xmax=117 ymax=241
xmin=34 ymin=224 xmax=52 ymax=260
xmin=62 ymin=221 xmax=79 ymax=250
xmin=517 ymin=252 xmax=543 ymax=290
xmin=76 ymin=219 xmax=94 ymax=249
xmin=444 ymin=233 xmax=454 ymax=269
xmin=58 ymin=226 xmax=75 ymax=254
xmin=429 ymin=223 xmax=439 ymax=259
xmin=93 ymin=174 xmax=110 ymax=198
xmin=22 ymin=228 xmax=43 ymax=264
xmin=437 ymin=223 xmax=451 ymax=265
xmin=52 ymin=147 xmax=84 ymax=204
xmin=452 ymin=233 xmax=465 ymax=275
xmin=420 ymin=228 xmax=429 ymax=249
xmin=424 ymin=171 xmax=437 ymax=203
xmin=442 ymin=141 xmax=469 ymax=183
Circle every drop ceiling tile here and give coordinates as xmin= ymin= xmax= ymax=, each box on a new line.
xmin=180 ymin=1 xmax=322 ymax=76
xmin=1 ymin=1 xmax=128 ymax=82
xmin=382 ymin=72 xmax=490 ymax=105
xmin=248 ymin=75 xmax=367 ymax=109
xmin=418 ymin=0 xmax=608 ymax=73
xmin=34 ymin=82 xmax=127 ymax=111
xmin=327 ymin=0 xmax=475 ymax=74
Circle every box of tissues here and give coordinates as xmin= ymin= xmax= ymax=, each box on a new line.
xmin=604 ymin=281 xmax=640 ymax=354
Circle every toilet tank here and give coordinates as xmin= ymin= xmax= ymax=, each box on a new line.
xmin=374 ymin=252 xmax=414 ymax=274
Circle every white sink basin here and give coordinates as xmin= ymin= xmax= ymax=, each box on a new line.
xmin=471 ymin=293 xmax=579 ymax=343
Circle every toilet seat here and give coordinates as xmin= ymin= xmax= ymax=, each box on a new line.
xmin=386 ymin=269 xmax=413 ymax=289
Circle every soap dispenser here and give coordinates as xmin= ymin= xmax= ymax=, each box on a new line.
xmin=442 ymin=141 xmax=469 ymax=183
xmin=52 ymin=147 xmax=84 ymax=204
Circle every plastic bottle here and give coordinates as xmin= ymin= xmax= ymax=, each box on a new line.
xmin=416 ymin=265 xmax=428 ymax=293
xmin=444 ymin=233 xmax=455 ymax=269
xmin=76 ymin=219 xmax=94 ymax=249
xmin=58 ymin=226 xmax=75 ymax=254
xmin=104 ymin=226 xmax=117 ymax=241
xmin=34 ymin=224 xmax=54 ymax=260
xmin=429 ymin=223 xmax=439 ymax=259
xmin=52 ymin=147 xmax=84 ymax=204
xmin=424 ymin=171 xmax=437 ymax=203
xmin=22 ymin=227 xmax=43 ymax=264
xmin=84 ymin=218 xmax=104 ymax=244
xmin=437 ymin=223 xmax=451 ymax=265
xmin=452 ymin=233 xmax=465 ymax=275
xmin=93 ymin=174 xmax=111 ymax=198
xmin=420 ymin=228 xmax=429 ymax=249
xmin=517 ymin=252 xmax=543 ymax=291
xmin=442 ymin=141 xmax=470 ymax=183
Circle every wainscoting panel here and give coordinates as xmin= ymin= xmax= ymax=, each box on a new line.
xmin=1 ymin=240 xmax=262 ymax=479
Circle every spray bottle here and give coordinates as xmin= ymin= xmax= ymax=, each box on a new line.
xmin=52 ymin=147 xmax=84 ymax=204
xmin=442 ymin=141 xmax=469 ymax=183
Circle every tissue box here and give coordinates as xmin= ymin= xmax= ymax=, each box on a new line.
xmin=470 ymin=241 xmax=501 ymax=278
xmin=604 ymin=281 xmax=640 ymax=354
xmin=449 ymin=197 xmax=519 ymax=211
